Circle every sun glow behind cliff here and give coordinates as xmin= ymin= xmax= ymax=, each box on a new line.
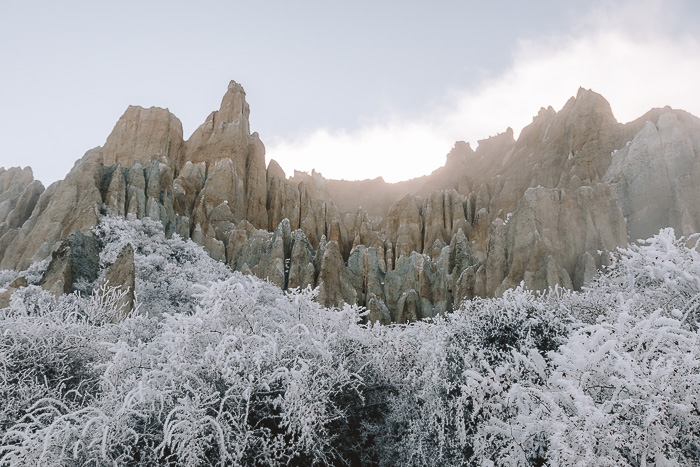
xmin=266 ymin=3 xmax=700 ymax=183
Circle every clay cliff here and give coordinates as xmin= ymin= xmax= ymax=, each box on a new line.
xmin=1 ymin=82 xmax=699 ymax=323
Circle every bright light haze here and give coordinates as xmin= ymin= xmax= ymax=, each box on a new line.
xmin=1 ymin=0 xmax=700 ymax=186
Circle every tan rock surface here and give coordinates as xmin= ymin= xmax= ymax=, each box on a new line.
xmin=173 ymin=161 xmax=206 ymax=218
xmin=103 ymin=106 xmax=185 ymax=170
xmin=0 ymin=169 xmax=44 ymax=240
xmin=606 ymin=109 xmax=700 ymax=239
xmin=103 ymin=165 xmax=127 ymax=217
xmin=0 ymin=149 xmax=103 ymax=271
xmin=316 ymin=240 xmax=356 ymax=308
xmin=346 ymin=245 xmax=385 ymax=308
xmin=385 ymin=195 xmax=423 ymax=267
xmin=185 ymin=81 xmax=268 ymax=230
xmin=266 ymin=160 xmax=301 ymax=231
xmin=496 ymin=184 xmax=626 ymax=295
xmin=99 ymin=243 xmax=135 ymax=321
xmin=288 ymin=229 xmax=316 ymax=290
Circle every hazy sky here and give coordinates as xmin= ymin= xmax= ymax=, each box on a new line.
xmin=1 ymin=0 xmax=700 ymax=185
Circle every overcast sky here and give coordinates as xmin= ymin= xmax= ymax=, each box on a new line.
xmin=1 ymin=0 xmax=700 ymax=186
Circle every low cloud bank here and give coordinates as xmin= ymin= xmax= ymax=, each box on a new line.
xmin=268 ymin=1 xmax=700 ymax=182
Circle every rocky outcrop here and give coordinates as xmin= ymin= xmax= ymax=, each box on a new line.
xmin=2 ymin=84 xmax=700 ymax=323
xmin=0 ymin=149 xmax=103 ymax=271
xmin=0 ymin=167 xmax=44 ymax=239
xmin=266 ymin=160 xmax=301 ymax=231
xmin=186 ymin=80 xmax=268 ymax=230
xmin=173 ymin=162 xmax=206 ymax=214
xmin=99 ymin=243 xmax=135 ymax=321
xmin=606 ymin=110 xmax=700 ymax=240
xmin=101 ymin=157 xmax=178 ymax=236
xmin=103 ymin=106 xmax=185 ymax=171
xmin=287 ymin=229 xmax=315 ymax=290
xmin=385 ymin=195 xmax=423 ymax=267
xmin=483 ymin=184 xmax=626 ymax=296
xmin=39 ymin=230 xmax=100 ymax=297
xmin=346 ymin=245 xmax=385 ymax=308
xmin=0 ymin=276 xmax=28 ymax=308
xmin=317 ymin=240 xmax=356 ymax=308
xmin=255 ymin=219 xmax=291 ymax=289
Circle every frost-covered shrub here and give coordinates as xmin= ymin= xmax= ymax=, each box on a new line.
xmin=0 ymin=259 xmax=49 ymax=292
xmin=454 ymin=286 xmax=572 ymax=365
xmin=22 ymin=259 xmax=50 ymax=285
xmin=94 ymin=216 xmax=231 ymax=317
xmin=364 ymin=229 xmax=700 ymax=466
xmin=0 ymin=288 xmax=108 ymax=437
xmin=1 ymin=276 xmax=371 ymax=465
xmin=0 ymin=270 xmax=18 ymax=289
xmin=366 ymin=290 xmax=571 ymax=466
xmin=1 ymin=225 xmax=699 ymax=466
xmin=464 ymin=230 xmax=700 ymax=466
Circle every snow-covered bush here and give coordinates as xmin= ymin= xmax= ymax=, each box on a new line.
xmin=356 ymin=229 xmax=700 ymax=466
xmin=94 ymin=216 xmax=231 ymax=317
xmin=390 ymin=229 xmax=699 ymax=466
xmin=0 ymin=259 xmax=49 ymax=291
xmin=1 ymin=276 xmax=371 ymax=465
xmin=362 ymin=288 xmax=572 ymax=466
xmin=0 ymin=270 xmax=17 ymax=290
xmin=0 ymin=224 xmax=699 ymax=465
xmin=0 ymin=286 xmax=110 ymax=439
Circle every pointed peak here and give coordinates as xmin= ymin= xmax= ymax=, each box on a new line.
xmin=451 ymin=140 xmax=474 ymax=154
xmin=228 ymin=80 xmax=245 ymax=93
xmin=267 ymin=159 xmax=286 ymax=180
xmin=218 ymin=79 xmax=250 ymax=123
xmin=477 ymin=127 xmax=516 ymax=147
xmin=537 ymin=106 xmax=556 ymax=117
xmin=573 ymin=87 xmax=613 ymax=113
xmin=446 ymin=141 xmax=475 ymax=166
xmin=576 ymin=86 xmax=589 ymax=98
xmin=474 ymin=128 xmax=516 ymax=160
xmin=556 ymin=87 xmax=617 ymax=125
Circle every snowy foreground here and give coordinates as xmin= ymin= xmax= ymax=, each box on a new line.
xmin=1 ymin=217 xmax=699 ymax=466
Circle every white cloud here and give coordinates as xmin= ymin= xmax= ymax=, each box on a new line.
xmin=266 ymin=119 xmax=453 ymax=183
xmin=267 ymin=1 xmax=700 ymax=183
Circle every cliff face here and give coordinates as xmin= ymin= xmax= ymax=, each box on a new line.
xmin=1 ymin=82 xmax=699 ymax=322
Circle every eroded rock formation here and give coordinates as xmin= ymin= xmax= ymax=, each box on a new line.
xmin=103 ymin=106 xmax=185 ymax=171
xmin=2 ymin=83 xmax=699 ymax=323
xmin=0 ymin=149 xmax=102 ymax=271
xmin=99 ymin=243 xmax=136 ymax=321
xmin=39 ymin=230 xmax=100 ymax=297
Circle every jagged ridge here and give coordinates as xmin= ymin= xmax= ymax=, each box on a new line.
xmin=1 ymin=83 xmax=699 ymax=323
